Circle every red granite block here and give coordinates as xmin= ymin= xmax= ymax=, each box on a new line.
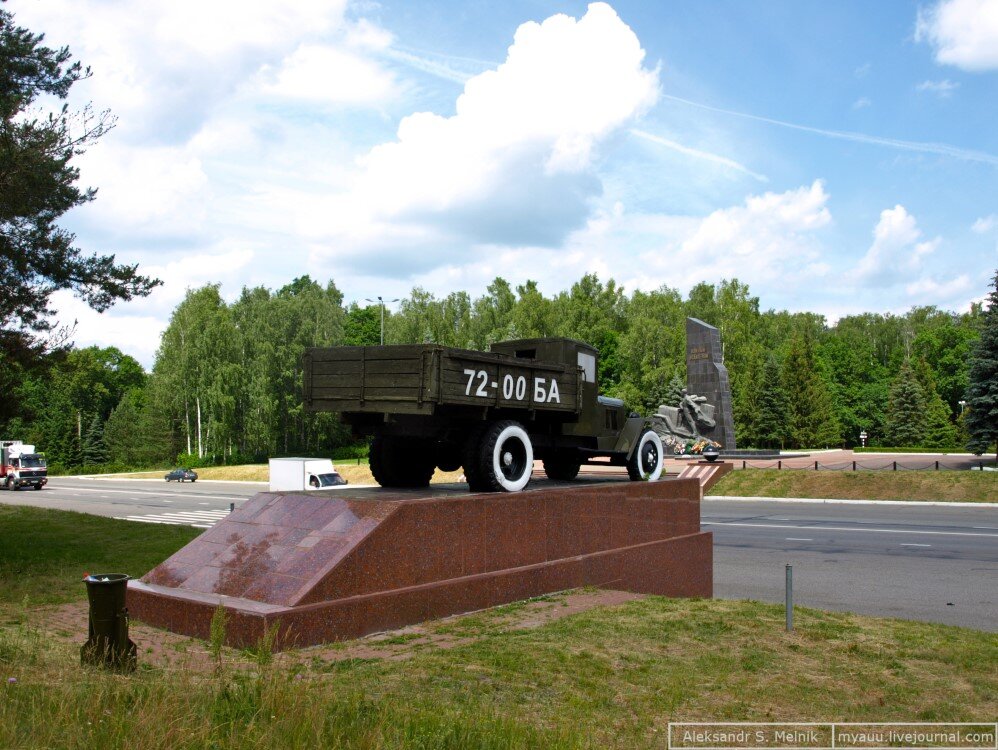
xmin=129 ymin=471 xmax=724 ymax=650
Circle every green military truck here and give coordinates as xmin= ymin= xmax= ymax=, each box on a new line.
xmin=304 ymin=337 xmax=664 ymax=492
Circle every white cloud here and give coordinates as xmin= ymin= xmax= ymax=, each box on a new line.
xmin=915 ymin=79 xmax=960 ymax=96
xmin=854 ymin=206 xmax=939 ymax=286
xmin=674 ymin=180 xmax=832 ymax=282
xmin=310 ymin=2 xmax=659 ymax=269
xmin=852 ymin=97 xmax=872 ymax=109
xmin=904 ymin=274 xmax=974 ymax=304
xmin=256 ymin=44 xmax=397 ymax=105
xmin=972 ymin=214 xmax=997 ymax=232
xmin=916 ymin=0 xmax=998 ymax=71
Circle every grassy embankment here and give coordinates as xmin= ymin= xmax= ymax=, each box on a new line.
xmin=1 ymin=504 xmax=996 ymax=749
xmin=711 ymin=470 xmax=997 ymax=503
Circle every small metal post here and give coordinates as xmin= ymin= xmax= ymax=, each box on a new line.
xmin=743 ymin=460 xmax=746 ymax=469
xmin=935 ymin=460 xmax=939 ymax=471
xmin=852 ymin=460 xmax=856 ymax=471
xmin=893 ymin=461 xmax=897 ymax=471
xmin=814 ymin=460 xmax=818 ymax=471
xmin=229 ymin=502 xmax=235 ymax=513
xmin=785 ymin=564 xmax=793 ymax=632
xmin=778 ymin=460 xmax=782 ymax=470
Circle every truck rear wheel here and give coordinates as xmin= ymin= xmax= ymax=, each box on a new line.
xmin=474 ymin=420 xmax=533 ymax=492
xmin=627 ymin=429 xmax=664 ymax=482
xmin=543 ymin=453 xmax=581 ymax=481
xmin=370 ymin=436 xmax=435 ymax=488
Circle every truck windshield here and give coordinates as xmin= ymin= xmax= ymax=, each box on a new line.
xmin=317 ymin=473 xmax=346 ymax=487
xmin=21 ymin=456 xmax=46 ymax=468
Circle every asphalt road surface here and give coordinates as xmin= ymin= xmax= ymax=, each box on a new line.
xmin=706 ymin=497 xmax=998 ymax=631
xmin=4 ymin=476 xmax=996 ymax=630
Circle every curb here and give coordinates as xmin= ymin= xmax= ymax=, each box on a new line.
xmin=704 ymin=495 xmax=998 ymax=509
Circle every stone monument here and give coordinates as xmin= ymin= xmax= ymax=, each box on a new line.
xmin=685 ymin=318 xmax=736 ymax=450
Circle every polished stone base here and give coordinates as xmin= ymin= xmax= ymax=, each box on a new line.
xmin=127 ymin=477 xmax=714 ymax=650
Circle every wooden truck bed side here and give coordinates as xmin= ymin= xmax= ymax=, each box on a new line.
xmin=304 ymin=345 xmax=582 ymax=417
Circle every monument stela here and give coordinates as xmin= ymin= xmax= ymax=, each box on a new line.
xmin=686 ymin=318 xmax=736 ymax=450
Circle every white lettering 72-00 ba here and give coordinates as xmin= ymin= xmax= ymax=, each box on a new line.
xmin=463 ymin=369 xmax=560 ymax=404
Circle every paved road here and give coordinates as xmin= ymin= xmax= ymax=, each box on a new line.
xmin=4 ymin=477 xmax=996 ymax=630
xmin=0 ymin=476 xmax=261 ymax=526
xmin=706 ymin=497 xmax=998 ymax=631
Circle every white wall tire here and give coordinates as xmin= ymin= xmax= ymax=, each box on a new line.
xmin=480 ymin=420 xmax=533 ymax=492
xmin=627 ymin=429 xmax=664 ymax=482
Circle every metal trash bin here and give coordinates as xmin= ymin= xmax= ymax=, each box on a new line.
xmin=81 ymin=573 xmax=137 ymax=672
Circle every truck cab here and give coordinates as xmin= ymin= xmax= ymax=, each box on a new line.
xmin=1 ymin=441 xmax=48 ymax=491
xmin=488 ymin=338 xmax=637 ymax=454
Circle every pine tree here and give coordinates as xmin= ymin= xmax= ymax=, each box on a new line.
xmin=663 ymin=373 xmax=686 ymax=408
xmin=965 ymin=270 xmax=998 ymax=458
xmin=884 ymin=360 xmax=928 ymax=447
xmin=782 ymin=329 xmax=840 ymax=448
xmin=911 ymin=357 xmax=957 ymax=449
xmin=82 ymin=413 xmax=107 ymax=466
xmin=755 ymin=355 xmax=787 ymax=449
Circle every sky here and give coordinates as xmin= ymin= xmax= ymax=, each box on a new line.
xmin=9 ymin=0 xmax=998 ymax=368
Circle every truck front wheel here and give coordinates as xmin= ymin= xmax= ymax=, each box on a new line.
xmin=475 ymin=420 xmax=533 ymax=492
xmin=627 ymin=429 xmax=664 ymax=482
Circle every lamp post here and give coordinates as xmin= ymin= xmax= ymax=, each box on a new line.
xmin=958 ymin=400 xmax=967 ymax=416
xmin=364 ymin=296 xmax=400 ymax=345
xmin=859 ymin=430 xmax=867 ymax=448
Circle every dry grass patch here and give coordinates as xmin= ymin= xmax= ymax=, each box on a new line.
xmin=111 ymin=462 xmax=465 ymax=485
xmin=712 ymin=469 xmax=997 ymax=502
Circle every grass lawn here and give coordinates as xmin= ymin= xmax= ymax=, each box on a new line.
xmin=1 ymin=505 xmax=996 ymax=749
xmin=711 ymin=470 xmax=998 ymax=503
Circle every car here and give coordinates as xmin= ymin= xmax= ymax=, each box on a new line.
xmin=308 ymin=471 xmax=347 ymax=488
xmin=165 ymin=468 xmax=198 ymax=483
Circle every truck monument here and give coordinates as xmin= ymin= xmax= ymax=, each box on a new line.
xmin=303 ymin=337 xmax=665 ymax=492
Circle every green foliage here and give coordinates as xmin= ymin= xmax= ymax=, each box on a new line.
xmin=0 ymin=8 xmax=159 ymax=356
xmin=965 ymin=270 xmax=998 ymax=457
xmin=885 ymin=360 xmax=928 ymax=447
xmin=753 ymin=355 xmax=787 ymax=449
xmin=81 ymin=413 xmax=106 ymax=465
xmin=1 ymin=272 xmax=982 ymax=461
xmin=782 ymin=326 xmax=840 ymax=447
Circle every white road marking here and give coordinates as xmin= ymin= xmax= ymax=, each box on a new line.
xmin=786 ymin=538 xmax=813 ymax=541
xmin=53 ymin=485 xmax=240 ymax=501
xmin=702 ymin=521 xmax=998 ymax=539
xmin=901 ymin=543 xmax=931 ymax=547
xmin=973 ymin=526 xmax=998 ymax=530
xmin=113 ymin=509 xmax=231 ymax=528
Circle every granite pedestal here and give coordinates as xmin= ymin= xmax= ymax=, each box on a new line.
xmin=127 ymin=476 xmax=715 ymax=650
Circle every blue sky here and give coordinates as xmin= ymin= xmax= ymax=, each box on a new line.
xmin=10 ymin=0 xmax=998 ymax=367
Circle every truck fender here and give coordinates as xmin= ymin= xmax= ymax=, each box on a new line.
xmin=615 ymin=416 xmax=648 ymax=457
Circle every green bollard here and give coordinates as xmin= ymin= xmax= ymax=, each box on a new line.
xmin=81 ymin=573 xmax=137 ymax=672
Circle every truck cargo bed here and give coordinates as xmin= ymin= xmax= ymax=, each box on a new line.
xmin=304 ymin=344 xmax=582 ymax=417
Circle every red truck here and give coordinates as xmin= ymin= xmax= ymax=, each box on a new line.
xmin=1 ymin=441 xmax=48 ymax=490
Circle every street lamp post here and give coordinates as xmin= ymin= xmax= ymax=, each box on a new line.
xmin=958 ymin=400 xmax=967 ymax=416
xmin=364 ymin=296 xmax=400 ymax=345
xmin=859 ymin=430 xmax=867 ymax=448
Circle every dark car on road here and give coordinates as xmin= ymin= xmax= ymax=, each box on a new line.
xmin=165 ymin=468 xmax=198 ymax=483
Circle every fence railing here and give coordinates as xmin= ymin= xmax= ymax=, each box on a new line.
xmin=735 ymin=459 xmax=992 ymax=472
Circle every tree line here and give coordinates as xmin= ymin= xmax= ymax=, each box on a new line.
xmin=1 ymin=272 xmax=987 ymax=473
